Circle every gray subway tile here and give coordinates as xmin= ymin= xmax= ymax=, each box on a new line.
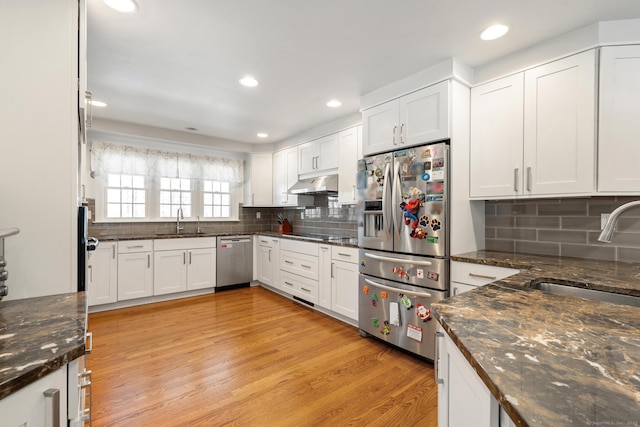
xmin=515 ymin=216 xmax=560 ymax=229
xmin=560 ymin=243 xmax=616 ymax=261
xmin=515 ymin=241 xmax=560 ymax=256
xmin=496 ymin=228 xmax=537 ymax=240
xmin=485 ymin=227 xmax=497 ymax=239
xmin=616 ymin=247 xmax=640 ymax=263
xmin=538 ymin=201 xmax=587 ymax=216
xmin=485 ymin=216 xmax=515 ymax=228
xmin=615 ymin=217 xmax=640 ymax=232
xmin=496 ymin=203 xmax=537 ymax=216
xmin=561 ymin=216 xmax=601 ymax=231
xmin=485 ymin=239 xmax=515 ymax=252
xmin=588 ymin=231 xmax=640 ymax=248
xmin=485 ymin=203 xmax=497 ymax=215
xmin=538 ymin=230 xmax=587 ymax=244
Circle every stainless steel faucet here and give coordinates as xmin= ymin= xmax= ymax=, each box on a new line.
xmin=196 ymin=216 xmax=201 ymax=234
xmin=598 ymin=200 xmax=640 ymax=243
xmin=176 ymin=207 xmax=184 ymax=234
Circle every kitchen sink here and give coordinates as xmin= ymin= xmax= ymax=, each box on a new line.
xmin=527 ymin=281 xmax=640 ymax=307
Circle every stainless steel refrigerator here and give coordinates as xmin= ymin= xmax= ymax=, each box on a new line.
xmin=357 ymin=140 xmax=449 ymax=361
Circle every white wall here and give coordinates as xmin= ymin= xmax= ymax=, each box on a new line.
xmin=0 ymin=0 xmax=78 ymax=299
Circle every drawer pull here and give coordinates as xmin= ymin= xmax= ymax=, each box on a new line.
xmin=301 ymin=264 xmax=311 ymax=269
xmin=284 ymin=281 xmax=294 ymax=287
xmin=468 ymin=272 xmax=497 ymax=280
xmin=284 ymin=260 xmax=294 ymax=264
xmin=127 ymin=245 xmax=144 ymax=249
xmin=337 ymin=252 xmax=351 ymax=257
xmin=301 ymin=287 xmax=311 ymax=292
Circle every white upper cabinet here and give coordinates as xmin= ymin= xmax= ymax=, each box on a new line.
xmin=337 ymin=125 xmax=361 ymax=205
xmin=273 ymin=146 xmax=313 ymax=207
xmin=299 ymin=133 xmax=339 ymax=175
xmin=523 ymin=49 xmax=596 ymax=196
xmin=244 ymin=153 xmax=273 ymax=206
xmin=470 ymin=50 xmax=596 ymax=198
xmin=362 ymin=81 xmax=450 ymax=156
xmin=598 ymin=45 xmax=640 ymax=193
xmin=470 ymin=74 xmax=524 ymax=198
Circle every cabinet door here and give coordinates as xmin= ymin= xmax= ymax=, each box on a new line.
xmin=118 ymin=252 xmax=153 ymax=300
xmin=87 ymin=242 xmax=117 ymax=306
xmin=331 ymin=260 xmax=358 ymax=320
xmin=523 ymin=50 xmax=596 ymax=195
xmin=470 ymin=74 xmax=524 ymax=198
xmin=400 ymin=81 xmax=450 ymax=146
xmin=317 ymin=133 xmax=339 ymax=171
xmin=187 ymin=247 xmax=216 ymax=290
xmin=438 ymin=329 xmax=499 ymax=427
xmin=154 ymin=250 xmax=187 ymax=295
xmin=362 ymin=99 xmax=399 ymax=156
xmin=298 ymin=142 xmax=319 ymax=175
xmin=598 ymin=45 xmax=640 ymax=193
xmin=257 ymin=244 xmax=274 ymax=287
xmin=0 ymin=366 xmax=67 ymax=427
xmin=246 ymin=153 xmax=273 ymax=206
xmin=318 ymin=245 xmax=332 ymax=309
xmin=272 ymin=150 xmax=287 ymax=205
xmin=337 ymin=126 xmax=359 ymax=204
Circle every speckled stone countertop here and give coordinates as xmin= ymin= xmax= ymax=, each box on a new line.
xmin=97 ymin=231 xmax=359 ymax=248
xmin=0 ymin=293 xmax=87 ymax=400
xmin=434 ymin=251 xmax=640 ymax=426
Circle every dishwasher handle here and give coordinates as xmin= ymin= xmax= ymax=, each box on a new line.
xmin=220 ymin=238 xmax=251 ymax=244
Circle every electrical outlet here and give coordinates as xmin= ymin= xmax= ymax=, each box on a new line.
xmin=300 ymin=212 xmax=304 ymax=220
xmin=256 ymin=212 xmax=261 ymax=219
xmin=601 ymin=213 xmax=610 ymax=230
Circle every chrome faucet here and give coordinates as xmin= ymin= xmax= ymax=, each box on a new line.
xmin=598 ymin=200 xmax=640 ymax=243
xmin=196 ymin=216 xmax=201 ymax=234
xmin=176 ymin=207 xmax=184 ymax=234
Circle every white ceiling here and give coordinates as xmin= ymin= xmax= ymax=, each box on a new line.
xmin=87 ymin=0 xmax=640 ymax=145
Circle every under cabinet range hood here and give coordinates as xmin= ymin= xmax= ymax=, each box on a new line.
xmin=288 ymin=174 xmax=338 ymax=195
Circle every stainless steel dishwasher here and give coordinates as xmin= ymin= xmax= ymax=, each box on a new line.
xmin=216 ymin=235 xmax=253 ymax=289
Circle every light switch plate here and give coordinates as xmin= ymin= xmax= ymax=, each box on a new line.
xmin=256 ymin=212 xmax=261 ymax=219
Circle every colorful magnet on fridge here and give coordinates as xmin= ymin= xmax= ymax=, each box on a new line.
xmin=363 ymin=285 xmax=369 ymax=294
xmin=416 ymin=304 xmax=432 ymax=321
xmin=381 ymin=321 xmax=390 ymax=335
xmin=372 ymin=317 xmax=379 ymax=327
xmin=372 ymin=293 xmax=378 ymax=306
xmin=421 ymin=172 xmax=431 ymax=181
xmin=380 ymin=292 xmax=388 ymax=299
xmin=400 ymin=294 xmax=412 ymax=309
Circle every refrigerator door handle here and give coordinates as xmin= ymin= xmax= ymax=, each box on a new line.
xmin=391 ymin=165 xmax=402 ymax=242
xmin=364 ymin=251 xmax=433 ymax=266
xmin=364 ymin=278 xmax=432 ymax=298
xmin=382 ymin=163 xmax=393 ymax=241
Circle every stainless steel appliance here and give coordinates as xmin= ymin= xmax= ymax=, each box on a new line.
xmin=0 ymin=227 xmax=20 ymax=301
xmin=358 ymin=140 xmax=449 ymax=360
xmin=78 ymin=206 xmax=98 ymax=292
xmin=216 ymin=236 xmax=253 ymax=288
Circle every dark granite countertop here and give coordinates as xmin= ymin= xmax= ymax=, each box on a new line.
xmin=0 ymin=292 xmax=87 ymax=401
xmin=97 ymin=231 xmax=359 ymax=248
xmin=435 ymin=251 xmax=640 ymax=426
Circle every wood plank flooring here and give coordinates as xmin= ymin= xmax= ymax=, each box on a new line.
xmin=87 ymin=286 xmax=438 ymax=426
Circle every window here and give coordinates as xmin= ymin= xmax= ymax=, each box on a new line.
xmin=160 ymin=177 xmax=192 ymax=218
xmin=203 ymin=180 xmax=230 ymax=218
xmin=106 ymin=174 xmax=146 ymax=218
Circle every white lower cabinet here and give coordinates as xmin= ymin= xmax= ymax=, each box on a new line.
xmin=279 ymin=239 xmax=319 ymax=303
xmin=318 ymin=245 xmax=332 ymax=309
xmin=450 ymin=261 xmax=519 ymax=296
xmin=87 ymin=241 xmax=117 ymax=306
xmin=153 ymin=238 xmax=216 ymax=296
xmin=257 ymin=236 xmax=280 ymax=289
xmin=0 ymin=365 xmax=67 ymax=427
xmin=330 ymin=246 xmax=359 ymax=321
xmin=118 ymin=240 xmax=154 ymax=301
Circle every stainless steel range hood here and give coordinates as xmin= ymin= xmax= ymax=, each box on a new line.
xmin=288 ymin=174 xmax=338 ymax=195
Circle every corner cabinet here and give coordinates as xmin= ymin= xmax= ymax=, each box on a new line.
xmin=87 ymin=241 xmax=118 ymax=306
xmin=337 ymin=126 xmax=361 ymax=205
xmin=470 ymin=50 xmax=596 ymax=198
xmin=362 ymin=81 xmax=449 ymax=156
xmin=598 ymin=45 xmax=640 ymax=193
xmin=117 ymin=240 xmax=154 ymax=301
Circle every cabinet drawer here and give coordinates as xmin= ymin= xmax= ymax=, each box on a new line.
xmin=331 ymin=246 xmax=358 ymax=264
xmin=154 ymin=237 xmax=216 ymax=251
xmin=280 ymin=239 xmax=318 ymax=256
xmin=118 ymin=240 xmax=153 ymax=253
xmin=450 ymin=281 xmax=478 ymax=296
xmin=280 ymin=250 xmax=319 ymax=280
xmin=451 ymin=261 xmax=519 ymax=286
xmin=281 ymin=271 xmax=318 ymax=304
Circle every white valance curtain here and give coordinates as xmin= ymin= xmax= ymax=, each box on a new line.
xmin=90 ymin=141 xmax=244 ymax=183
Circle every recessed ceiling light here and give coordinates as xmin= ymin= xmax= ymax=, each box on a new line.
xmin=326 ymin=100 xmax=342 ymax=108
xmin=480 ymin=24 xmax=509 ymax=41
xmin=89 ymin=100 xmax=107 ymax=107
xmin=103 ymin=0 xmax=138 ymax=13
xmin=239 ymin=76 xmax=259 ymax=87
xmin=257 ymin=133 xmax=268 ymax=138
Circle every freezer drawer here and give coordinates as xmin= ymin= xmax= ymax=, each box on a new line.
xmin=358 ymin=274 xmax=447 ymax=361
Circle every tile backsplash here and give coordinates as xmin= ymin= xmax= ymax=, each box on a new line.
xmin=485 ymin=196 xmax=640 ymax=262
xmin=87 ymin=195 xmax=357 ymax=239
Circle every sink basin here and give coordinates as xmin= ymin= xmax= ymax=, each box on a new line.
xmin=527 ymin=281 xmax=640 ymax=307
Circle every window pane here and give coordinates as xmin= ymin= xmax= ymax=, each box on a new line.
xmin=121 ymin=204 xmax=133 ymax=217
xmin=181 ymin=179 xmax=190 ymax=191
xmin=183 ymin=206 xmax=191 ymax=217
xmin=203 ymin=180 xmax=212 ymax=192
xmin=213 ymin=206 xmax=221 ymax=217
xmin=107 ymin=189 xmax=121 ymax=203
xmin=211 ymin=181 xmax=221 ymax=192
xmin=133 ymin=204 xmax=145 ymax=218
xmin=220 ymin=182 xmax=229 ymax=192
xmin=132 ymin=176 xmax=145 ymax=188
xmin=121 ymin=175 xmax=132 ymax=188
xmin=221 ymin=206 xmax=230 ymax=217
xmin=160 ymin=191 xmax=170 ymax=204
xmin=181 ymin=193 xmax=191 ymax=204
xmin=171 ymin=191 xmax=181 ymax=204
xmin=160 ymin=205 xmax=171 ymax=218
xmin=108 ymin=174 xmax=120 ymax=187
xmin=122 ymin=189 xmax=133 ymax=203
xmin=134 ymin=190 xmax=145 ymax=203
xmin=161 ymin=177 xmax=171 ymax=189
xmin=107 ymin=203 xmax=120 ymax=217
xmin=213 ymin=194 xmax=221 ymax=205
xmin=171 ymin=178 xmax=181 ymax=190
xmin=204 ymin=206 xmax=213 ymax=217
xmin=204 ymin=193 xmax=212 ymax=205
xmin=221 ymin=194 xmax=230 ymax=205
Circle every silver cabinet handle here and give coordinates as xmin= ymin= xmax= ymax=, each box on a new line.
xmin=364 ymin=252 xmax=432 ymax=266
xmin=435 ymin=332 xmax=444 ymax=385
xmin=85 ymin=331 xmax=93 ymax=354
xmin=147 ymin=254 xmax=150 ymax=268
xmin=337 ymin=252 xmax=351 ymax=257
xmin=331 ymin=262 xmax=335 ymax=278
xmin=392 ymin=125 xmax=397 ymax=145
xmin=352 ymin=184 xmax=356 ymax=200
xmin=80 ymin=370 xmax=93 ymax=424
xmin=468 ymin=272 xmax=497 ymax=280
xmin=252 ymin=193 xmax=255 ymax=204
xmin=88 ymin=265 xmax=93 ymax=284
xmin=301 ymin=264 xmax=311 ymax=269
xmin=284 ymin=281 xmax=294 ymax=287
xmin=43 ymin=388 xmax=60 ymax=427
xmin=127 ymin=245 xmax=144 ymax=249
xmin=268 ymin=249 xmax=271 ymax=263
xmin=363 ymin=278 xmax=432 ymax=298
xmin=453 ymin=286 xmax=458 ymax=296
xmin=260 ymin=239 xmax=269 ymax=244
xmin=514 ymin=168 xmax=519 ymax=192
xmin=189 ymin=251 xmax=192 ymax=264
xmin=284 ymin=260 xmax=293 ymax=264
xmin=183 ymin=251 xmax=186 ymax=265
xmin=85 ymin=90 xmax=93 ymax=128
xmin=301 ymin=287 xmax=311 ymax=292
xmin=400 ymin=123 xmax=405 ymax=144
xmin=526 ymin=166 xmax=532 ymax=192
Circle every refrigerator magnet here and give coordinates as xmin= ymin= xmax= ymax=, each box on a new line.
xmin=407 ymin=324 xmax=423 ymax=342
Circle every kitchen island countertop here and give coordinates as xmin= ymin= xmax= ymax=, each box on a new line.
xmin=434 ymin=251 xmax=640 ymax=426
xmin=0 ymin=292 xmax=87 ymax=400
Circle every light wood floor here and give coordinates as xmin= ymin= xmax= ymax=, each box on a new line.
xmin=87 ymin=286 xmax=438 ymax=426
